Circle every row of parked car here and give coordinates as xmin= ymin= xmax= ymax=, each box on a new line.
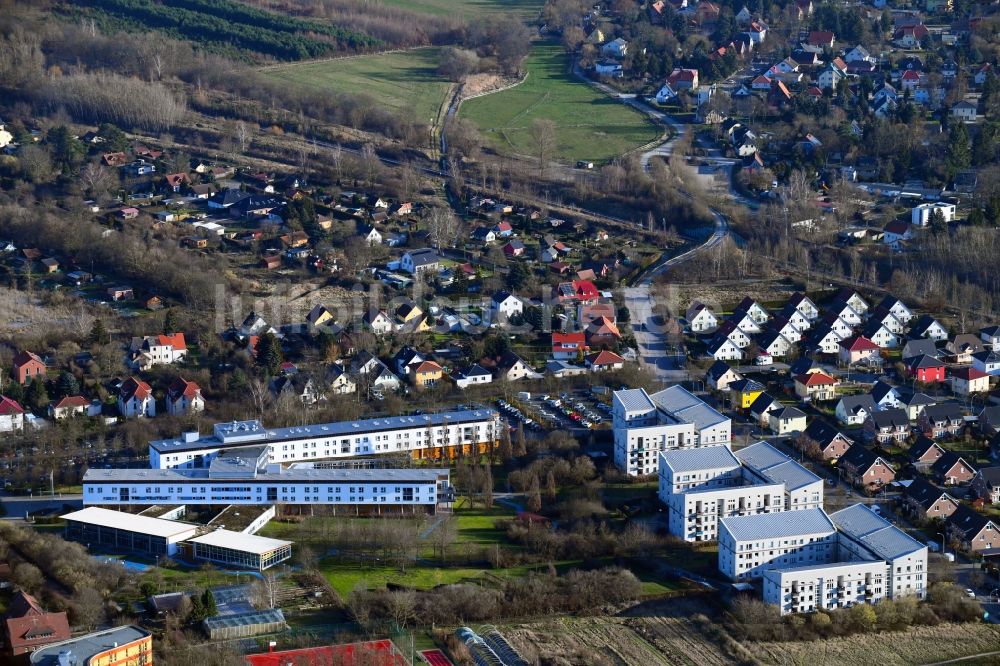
xmin=496 ymin=399 xmax=543 ymax=431
xmin=538 ymin=393 xmax=605 ymax=429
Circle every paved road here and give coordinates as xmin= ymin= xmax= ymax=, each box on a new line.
xmin=0 ymin=494 xmax=82 ymax=520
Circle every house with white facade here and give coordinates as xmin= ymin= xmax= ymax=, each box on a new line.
xmin=686 ymin=302 xmax=719 ymax=333
xmin=912 ymin=202 xmax=956 ymax=226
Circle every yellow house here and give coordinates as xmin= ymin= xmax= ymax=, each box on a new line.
xmin=730 ymin=378 xmax=765 ymax=409
xmin=410 ymin=360 xmax=443 ymax=387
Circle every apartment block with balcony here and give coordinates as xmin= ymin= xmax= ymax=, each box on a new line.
xmin=763 ymin=560 xmax=888 ymax=615
xmin=613 ymin=386 xmax=731 ymax=477
xmin=719 ymin=508 xmax=838 ymax=581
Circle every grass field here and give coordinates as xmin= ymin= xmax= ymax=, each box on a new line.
xmin=381 ymin=0 xmax=543 ymax=18
xmin=264 ymin=47 xmax=452 ymax=125
xmin=460 ymin=44 xmax=660 ymax=163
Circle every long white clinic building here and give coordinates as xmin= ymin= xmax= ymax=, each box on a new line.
xmin=613 ymin=386 xmax=732 ymax=476
xmin=84 ymin=444 xmax=453 ymax=513
xmin=148 ymin=409 xmax=501 ymax=470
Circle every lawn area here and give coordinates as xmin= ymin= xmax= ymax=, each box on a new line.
xmin=264 ymin=47 xmax=452 ymax=125
xmin=381 ymin=0 xmax=543 ymax=18
xmin=322 ymin=561 xmax=493 ymax=597
xmin=453 ymin=499 xmax=517 ymax=545
xmin=460 ymin=43 xmax=660 ymax=163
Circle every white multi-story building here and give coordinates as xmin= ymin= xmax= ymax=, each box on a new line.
xmin=830 ymin=503 xmax=928 ymax=599
xmin=736 ymin=441 xmax=824 ymax=510
xmin=659 ymin=446 xmax=785 ymax=542
xmin=85 ymin=444 xmax=453 ymax=512
xmin=718 ymin=508 xmax=838 ymax=580
xmin=613 ymin=386 xmax=731 ymax=476
xmin=148 ymin=409 xmax=501 ymax=470
xmin=763 ymin=560 xmax=888 ymax=615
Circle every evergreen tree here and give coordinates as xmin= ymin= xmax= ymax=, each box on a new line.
xmin=498 ymin=427 xmax=513 ymax=464
xmin=163 ymin=308 xmax=181 ymax=334
xmin=507 ymin=263 xmax=529 ymax=291
xmin=527 ymin=474 xmax=542 ymax=513
xmin=255 ymin=332 xmax=283 ymax=375
xmin=544 ymin=470 xmax=557 ymax=503
xmin=201 ymin=589 xmax=217 ymax=617
xmin=189 ymin=594 xmax=205 ymax=622
xmin=57 ymin=371 xmax=80 ymax=398
xmin=26 ymin=379 xmax=49 ymax=412
xmin=47 ymin=126 xmax=86 ymax=171
xmin=946 ymin=122 xmax=972 ymax=179
xmin=89 ymin=319 xmax=110 ymax=346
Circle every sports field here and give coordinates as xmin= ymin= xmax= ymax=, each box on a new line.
xmin=264 ymin=47 xmax=452 ymax=124
xmin=381 ymin=0 xmax=543 ymax=18
xmin=459 ymin=44 xmax=660 ymax=164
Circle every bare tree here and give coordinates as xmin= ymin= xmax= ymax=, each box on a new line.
xmin=529 ymin=119 xmax=557 ymax=178
xmin=361 ymin=143 xmax=380 ymax=187
xmin=250 ymin=570 xmax=280 ymax=609
xmin=71 ymin=587 xmax=105 ymax=630
xmin=235 ymin=121 xmax=252 ymax=155
xmin=80 ymin=161 xmax=115 ymax=199
xmin=386 ymin=590 xmax=417 ymax=627
xmin=426 ymin=206 xmax=460 ymax=253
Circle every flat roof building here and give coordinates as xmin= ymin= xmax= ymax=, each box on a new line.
xmin=613 ymin=386 xmax=732 ymax=476
xmin=659 ymin=447 xmax=785 ymax=542
xmin=83 ymin=460 xmax=452 ymax=513
xmin=830 ymin=503 xmax=928 ymax=599
xmin=659 ymin=442 xmax=823 ymax=543
xmin=29 ymin=625 xmax=151 ymax=666
xmin=763 ymin=560 xmax=888 ymax=615
xmin=62 ymin=507 xmax=199 ymax=557
xmin=148 ymin=409 xmax=501 ymax=469
xmin=736 ymin=441 xmax=824 ymax=510
xmin=718 ymin=508 xmax=838 ymax=580
xmin=188 ymin=529 xmax=292 ymax=571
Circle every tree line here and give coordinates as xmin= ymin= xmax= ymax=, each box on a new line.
xmin=79 ymin=0 xmax=380 ymax=61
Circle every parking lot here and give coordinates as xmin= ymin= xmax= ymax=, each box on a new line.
xmin=498 ymin=388 xmax=613 ymax=433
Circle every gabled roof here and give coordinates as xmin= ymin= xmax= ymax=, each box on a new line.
xmin=921 ymin=402 xmax=964 ymax=422
xmin=804 ymin=419 xmax=852 ymax=448
xmin=838 ymin=394 xmax=876 ymax=416
xmin=795 ymin=371 xmax=836 ymax=386
xmin=120 ymin=376 xmax=153 ymax=401
xmin=903 ymin=477 xmax=955 ymax=511
xmin=910 ymin=435 xmax=945 ymax=462
xmin=12 ymin=350 xmax=44 ymax=368
xmin=840 ymin=335 xmax=880 ymax=352
xmin=0 ymin=395 xmax=25 ymax=416
xmin=706 ymin=359 xmax=739 ymax=381
xmin=167 ymin=377 xmax=201 ymax=400
xmin=731 ymin=377 xmax=765 ymax=393
xmin=869 ymin=408 xmax=909 ymax=429
xmin=51 ymin=395 xmax=88 ymax=410
xmin=839 ymin=444 xmax=892 ymax=472
xmin=931 ymin=451 xmax=976 ymax=476
xmin=906 ymin=353 xmax=945 ymax=370
xmin=948 ymin=503 xmax=1000 ymax=539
